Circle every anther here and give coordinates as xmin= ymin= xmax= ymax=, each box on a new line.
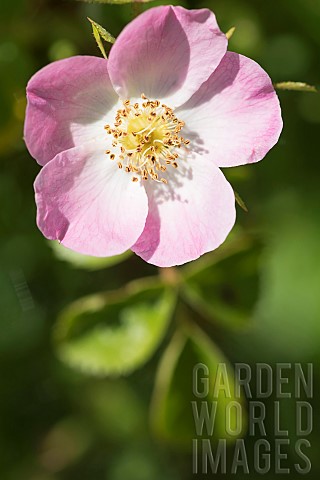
xmin=104 ymin=95 xmax=190 ymax=184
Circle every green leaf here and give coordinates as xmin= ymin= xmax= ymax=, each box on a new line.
xmin=88 ymin=19 xmax=115 ymax=44
xmin=88 ymin=18 xmax=115 ymax=59
xmin=225 ymin=27 xmax=236 ymax=40
xmin=181 ymin=232 xmax=259 ymax=329
xmin=54 ymin=278 xmax=177 ymax=377
xmin=151 ymin=321 xmax=246 ymax=449
xmin=234 ymin=191 xmax=248 ymax=213
xmin=274 ymin=81 xmax=317 ymax=93
xmin=50 ymin=241 xmax=131 ymax=271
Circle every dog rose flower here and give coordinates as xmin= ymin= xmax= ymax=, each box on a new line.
xmin=24 ymin=6 xmax=282 ymax=267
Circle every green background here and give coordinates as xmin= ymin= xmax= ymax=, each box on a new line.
xmin=0 ymin=0 xmax=319 ymax=478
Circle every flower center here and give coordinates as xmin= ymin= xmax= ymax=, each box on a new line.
xmin=104 ymin=94 xmax=190 ymax=184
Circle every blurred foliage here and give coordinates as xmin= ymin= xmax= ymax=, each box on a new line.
xmin=151 ymin=320 xmax=246 ymax=449
xmin=181 ymin=231 xmax=259 ymax=330
xmin=54 ymin=278 xmax=176 ymax=376
xmin=0 ymin=0 xmax=320 ymax=478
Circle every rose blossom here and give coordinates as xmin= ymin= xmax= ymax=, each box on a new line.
xmin=24 ymin=6 xmax=282 ymax=267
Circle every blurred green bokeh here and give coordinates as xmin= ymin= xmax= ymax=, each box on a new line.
xmin=0 ymin=0 xmax=319 ymax=478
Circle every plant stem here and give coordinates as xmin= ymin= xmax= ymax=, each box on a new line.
xmin=159 ymin=267 xmax=181 ymax=287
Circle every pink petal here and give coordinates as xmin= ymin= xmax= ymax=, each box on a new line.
xmin=25 ymin=56 xmax=119 ymax=166
xmin=132 ymin=155 xmax=236 ymax=267
xmin=34 ymin=141 xmax=148 ymax=256
xmin=178 ymin=52 xmax=283 ymax=167
xmin=108 ymin=6 xmax=227 ymax=107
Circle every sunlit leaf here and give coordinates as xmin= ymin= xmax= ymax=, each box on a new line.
xmin=181 ymin=232 xmax=259 ymax=329
xmin=50 ymin=241 xmax=131 ymax=271
xmin=88 ymin=17 xmax=115 ymax=59
xmin=88 ymin=18 xmax=115 ymax=44
xmin=225 ymin=27 xmax=236 ymax=40
xmin=54 ymin=278 xmax=177 ymax=376
xmin=274 ymin=81 xmax=317 ymax=93
xmin=151 ymin=320 xmax=246 ymax=449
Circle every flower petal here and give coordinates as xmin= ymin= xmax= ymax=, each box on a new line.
xmin=25 ymin=56 xmax=120 ymax=166
xmin=34 ymin=141 xmax=148 ymax=256
xmin=131 ymin=155 xmax=236 ymax=267
xmin=178 ymin=52 xmax=283 ymax=167
xmin=108 ymin=6 xmax=227 ymax=107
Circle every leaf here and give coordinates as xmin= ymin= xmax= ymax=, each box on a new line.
xmin=87 ymin=18 xmax=115 ymax=44
xmin=234 ymin=191 xmax=248 ymax=213
xmin=274 ymin=81 xmax=317 ymax=93
xmin=87 ymin=18 xmax=115 ymax=59
xmin=54 ymin=278 xmax=177 ymax=377
xmin=181 ymin=232 xmax=260 ymax=329
xmin=225 ymin=27 xmax=236 ymax=40
xmin=50 ymin=241 xmax=131 ymax=271
xmin=151 ymin=320 xmax=246 ymax=449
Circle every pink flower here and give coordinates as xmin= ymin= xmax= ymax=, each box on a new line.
xmin=24 ymin=6 xmax=282 ymax=267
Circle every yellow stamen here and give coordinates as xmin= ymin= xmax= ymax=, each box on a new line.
xmin=104 ymin=95 xmax=190 ymax=184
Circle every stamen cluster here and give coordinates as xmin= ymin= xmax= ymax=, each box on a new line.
xmin=104 ymin=94 xmax=190 ymax=183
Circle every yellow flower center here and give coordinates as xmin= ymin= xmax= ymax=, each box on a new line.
xmin=104 ymin=94 xmax=190 ymax=184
